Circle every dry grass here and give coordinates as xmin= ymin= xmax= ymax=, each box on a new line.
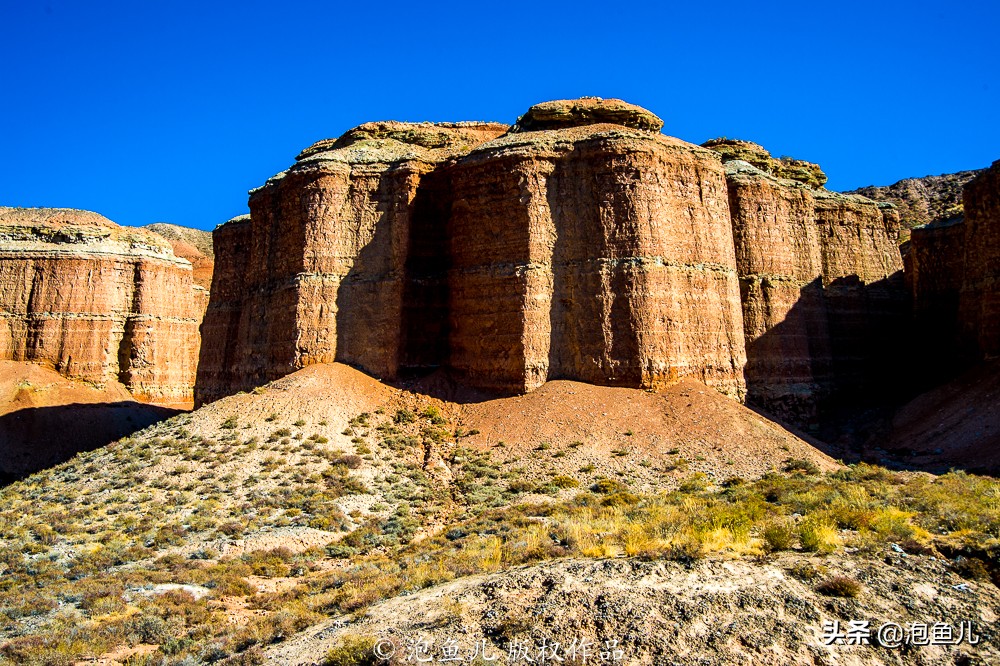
xmin=0 ymin=389 xmax=997 ymax=666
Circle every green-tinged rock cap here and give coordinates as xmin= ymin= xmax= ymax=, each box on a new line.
xmin=513 ymin=97 xmax=663 ymax=133
xmin=703 ymin=138 xmax=827 ymax=189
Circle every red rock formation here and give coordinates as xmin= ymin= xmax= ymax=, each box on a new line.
xmin=959 ymin=160 xmax=1000 ymax=358
xmin=719 ymin=158 xmax=905 ymax=425
xmin=448 ymin=105 xmax=747 ymax=397
xmin=195 ymin=123 xmax=509 ymax=404
xmin=0 ymin=207 xmax=200 ymax=403
xmin=198 ymin=98 xmax=917 ymax=423
xmin=144 ymin=223 xmax=214 ymax=317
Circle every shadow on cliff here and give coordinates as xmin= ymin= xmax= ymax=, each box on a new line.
xmin=739 ymin=272 xmax=998 ymax=472
xmin=0 ymin=401 xmax=182 ymax=484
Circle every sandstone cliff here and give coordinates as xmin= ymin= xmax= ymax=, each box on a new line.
xmin=199 ymin=98 xmax=917 ymax=425
xmin=143 ymin=222 xmax=214 ymax=316
xmin=199 ymin=100 xmax=750 ymax=404
xmin=718 ymin=157 xmax=905 ymax=426
xmin=0 ymin=207 xmax=201 ymax=403
xmin=958 ymin=160 xmax=1000 ymax=358
xmin=195 ymin=122 xmax=509 ymax=404
xmin=448 ymin=104 xmax=747 ymax=397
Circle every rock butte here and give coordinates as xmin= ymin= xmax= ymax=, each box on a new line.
xmin=0 ymin=207 xmax=202 ymax=403
xmin=196 ymin=97 xmax=930 ymax=428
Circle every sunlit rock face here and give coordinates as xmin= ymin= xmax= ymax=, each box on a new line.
xmin=195 ymin=122 xmax=509 ymax=404
xmin=198 ymin=98 xmax=917 ymax=426
xmin=0 ymin=207 xmax=200 ymax=403
xmin=447 ymin=102 xmax=747 ymax=398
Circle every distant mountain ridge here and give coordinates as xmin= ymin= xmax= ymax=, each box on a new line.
xmin=848 ymin=169 xmax=984 ymax=232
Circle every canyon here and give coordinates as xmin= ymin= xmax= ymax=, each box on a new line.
xmin=3 ymin=98 xmax=997 ymax=444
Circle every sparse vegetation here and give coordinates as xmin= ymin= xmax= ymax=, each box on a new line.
xmin=0 ymin=388 xmax=997 ymax=666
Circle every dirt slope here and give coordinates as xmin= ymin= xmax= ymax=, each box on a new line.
xmin=188 ymin=363 xmax=835 ymax=490
xmin=455 ymin=377 xmax=839 ymax=486
xmin=884 ymin=360 xmax=1000 ymax=474
xmin=0 ymin=360 xmax=182 ymax=476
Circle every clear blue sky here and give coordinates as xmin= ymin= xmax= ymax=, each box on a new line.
xmin=1 ymin=1 xmax=998 ymax=231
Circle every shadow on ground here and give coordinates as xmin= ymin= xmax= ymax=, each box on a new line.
xmin=0 ymin=401 xmax=182 ymax=483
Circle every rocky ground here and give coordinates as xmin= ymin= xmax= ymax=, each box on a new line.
xmin=269 ymin=554 xmax=999 ymax=666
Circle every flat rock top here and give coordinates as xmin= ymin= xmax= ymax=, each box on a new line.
xmin=294 ymin=121 xmax=509 ymax=164
xmin=0 ymin=206 xmax=183 ymax=261
xmin=0 ymin=206 xmax=118 ymax=229
xmin=463 ymin=124 xmax=712 ymax=165
xmin=513 ymin=97 xmax=664 ymax=132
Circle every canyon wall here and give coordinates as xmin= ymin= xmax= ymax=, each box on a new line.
xmin=448 ymin=103 xmax=747 ymax=397
xmin=904 ymin=161 xmax=1000 ymax=375
xmin=0 ymin=207 xmax=201 ymax=403
xmin=199 ymin=98 xmax=916 ymax=424
xmin=144 ymin=223 xmax=214 ymax=317
xmin=195 ymin=122 xmax=509 ymax=404
xmin=710 ymin=145 xmax=906 ymax=426
xmin=958 ymin=160 xmax=1000 ymax=358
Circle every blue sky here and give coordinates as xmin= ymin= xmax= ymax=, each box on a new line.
xmin=1 ymin=1 xmax=998 ymax=231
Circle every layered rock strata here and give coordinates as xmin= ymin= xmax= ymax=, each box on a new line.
xmin=195 ymin=123 xmax=509 ymax=403
xmin=721 ymin=159 xmax=905 ymax=425
xmin=958 ymin=160 xmax=1000 ymax=358
xmin=0 ymin=207 xmax=201 ymax=402
xmin=448 ymin=114 xmax=747 ymax=397
xmin=199 ymin=98 xmax=913 ymax=423
xmin=144 ymin=223 xmax=214 ymax=317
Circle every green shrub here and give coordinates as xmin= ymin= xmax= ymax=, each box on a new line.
xmin=783 ymin=458 xmax=820 ymax=475
xmin=762 ymin=520 xmax=795 ymax=552
xmin=325 ymin=634 xmax=379 ymax=666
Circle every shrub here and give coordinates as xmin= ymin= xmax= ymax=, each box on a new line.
xmin=761 ymin=520 xmax=795 ymax=552
xmin=800 ymin=519 xmax=839 ymax=554
xmin=325 ymin=634 xmax=379 ymax=666
xmin=393 ymin=409 xmax=416 ymax=425
xmin=816 ymin=575 xmax=861 ymax=598
xmin=783 ymin=458 xmax=820 ymax=475
xmin=679 ymin=473 xmax=710 ymax=493
xmin=590 ymin=477 xmax=627 ymax=495
xmin=664 ymin=539 xmax=705 ymax=565
xmin=549 ymin=475 xmax=580 ymax=489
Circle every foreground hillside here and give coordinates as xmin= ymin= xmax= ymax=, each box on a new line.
xmin=0 ymin=364 xmax=997 ymax=665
